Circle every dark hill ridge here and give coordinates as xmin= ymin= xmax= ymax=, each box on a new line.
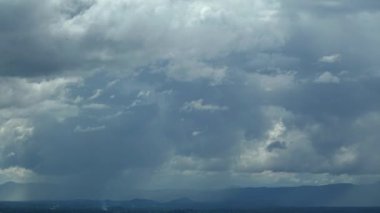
xmin=218 ymin=184 xmax=359 ymax=207
xmin=0 ymin=182 xmax=379 ymax=208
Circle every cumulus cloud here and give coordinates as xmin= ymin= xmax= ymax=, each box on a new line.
xmin=0 ymin=167 xmax=39 ymax=184
xmin=0 ymin=119 xmax=33 ymax=144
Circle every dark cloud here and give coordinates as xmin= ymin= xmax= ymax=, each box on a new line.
xmin=0 ymin=0 xmax=73 ymax=76
xmin=266 ymin=141 xmax=287 ymax=152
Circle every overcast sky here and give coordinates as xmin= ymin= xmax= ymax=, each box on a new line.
xmin=1 ymin=0 xmax=380 ymax=199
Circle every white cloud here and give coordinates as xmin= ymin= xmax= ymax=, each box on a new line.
xmin=53 ymin=0 xmax=285 ymax=81
xmin=0 ymin=76 xmax=81 ymax=127
xmin=137 ymin=90 xmax=151 ymax=98
xmin=106 ymin=79 xmax=120 ymax=88
xmin=88 ymin=89 xmax=103 ymax=100
xmin=74 ymin=125 xmax=106 ymax=133
xmin=166 ymin=60 xmax=228 ymax=84
xmin=0 ymin=167 xmax=40 ymax=184
xmin=315 ymin=71 xmax=340 ymax=83
xmin=333 ymin=146 xmax=358 ymax=167
xmin=236 ymin=112 xmax=325 ymax=174
xmin=319 ymin=54 xmax=341 ymax=63
xmin=0 ymin=119 xmax=33 ymax=148
xmin=181 ymin=99 xmax=228 ymax=112
xmin=247 ymin=72 xmax=296 ymax=91
xmin=192 ymin=131 xmax=202 ymax=136
xmin=0 ymin=77 xmax=80 ymax=108
xmin=0 ymin=76 xmax=82 ymax=166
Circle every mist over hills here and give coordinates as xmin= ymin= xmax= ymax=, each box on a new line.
xmin=1 ymin=182 xmax=380 ymax=208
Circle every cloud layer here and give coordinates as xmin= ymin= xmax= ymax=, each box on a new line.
xmin=1 ymin=0 xmax=380 ymax=199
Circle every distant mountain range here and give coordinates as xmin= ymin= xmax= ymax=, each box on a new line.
xmin=1 ymin=182 xmax=380 ymax=208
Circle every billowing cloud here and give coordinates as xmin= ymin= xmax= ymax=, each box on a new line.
xmin=1 ymin=0 xmax=380 ymax=199
xmin=0 ymin=167 xmax=39 ymax=184
xmin=0 ymin=0 xmax=285 ymax=81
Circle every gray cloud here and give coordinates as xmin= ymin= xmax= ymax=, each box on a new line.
xmin=1 ymin=0 xmax=380 ymax=199
xmin=266 ymin=141 xmax=287 ymax=152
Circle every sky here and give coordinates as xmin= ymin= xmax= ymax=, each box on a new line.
xmin=1 ymin=0 xmax=380 ymax=199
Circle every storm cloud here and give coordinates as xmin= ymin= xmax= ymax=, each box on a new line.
xmin=1 ymin=0 xmax=380 ymax=199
